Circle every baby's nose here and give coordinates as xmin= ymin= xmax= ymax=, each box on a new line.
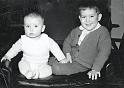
xmin=30 ymin=27 xmax=34 ymax=32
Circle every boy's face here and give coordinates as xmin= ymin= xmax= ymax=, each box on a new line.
xmin=79 ymin=8 xmax=102 ymax=31
xmin=24 ymin=16 xmax=45 ymax=38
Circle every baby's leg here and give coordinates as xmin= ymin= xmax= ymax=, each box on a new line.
xmin=38 ymin=64 xmax=52 ymax=78
xmin=18 ymin=60 xmax=34 ymax=79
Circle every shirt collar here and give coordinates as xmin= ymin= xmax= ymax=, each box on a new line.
xmin=79 ymin=22 xmax=101 ymax=32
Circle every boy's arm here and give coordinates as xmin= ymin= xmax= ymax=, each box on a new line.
xmin=1 ymin=39 xmax=22 ymax=62
xmin=92 ymin=30 xmax=111 ymax=72
xmin=87 ymin=37 xmax=111 ymax=80
xmin=62 ymin=30 xmax=75 ymax=63
xmin=63 ymin=32 xmax=72 ymax=54
xmin=87 ymin=29 xmax=111 ymax=80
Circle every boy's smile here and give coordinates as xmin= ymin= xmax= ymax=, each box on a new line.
xmin=79 ymin=8 xmax=102 ymax=31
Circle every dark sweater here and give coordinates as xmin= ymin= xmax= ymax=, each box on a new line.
xmin=63 ymin=26 xmax=111 ymax=71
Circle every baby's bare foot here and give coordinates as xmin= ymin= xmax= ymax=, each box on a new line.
xmin=26 ymin=71 xmax=34 ymax=79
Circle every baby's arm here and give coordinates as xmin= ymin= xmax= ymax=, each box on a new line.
xmin=1 ymin=55 xmax=11 ymax=62
xmin=60 ymin=53 xmax=72 ymax=63
xmin=49 ymin=37 xmax=67 ymax=62
xmin=1 ymin=39 xmax=22 ymax=62
xmin=59 ymin=58 xmax=68 ymax=63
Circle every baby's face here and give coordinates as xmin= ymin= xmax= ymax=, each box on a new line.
xmin=24 ymin=16 xmax=44 ymax=38
xmin=79 ymin=8 xmax=102 ymax=31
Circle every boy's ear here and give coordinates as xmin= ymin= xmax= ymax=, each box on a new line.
xmin=98 ymin=13 xmax=102 ymax=21
xmin=42 ymin=25 xmax=46 ymax=32
xmin=78 ymin=15 xmax=81 ymax=20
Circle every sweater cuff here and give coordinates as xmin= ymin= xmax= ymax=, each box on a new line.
xmin=4 ymin=55 xmax=11 ymax=61
xmin=92 ymin=65 xmax=101 ymax=72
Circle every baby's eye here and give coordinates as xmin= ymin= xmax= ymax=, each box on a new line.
xmin=34 ymin=25 xmax=38 ymax=27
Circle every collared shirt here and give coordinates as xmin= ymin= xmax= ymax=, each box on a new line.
xmin=78 ymin=23 xmax=101 ymax=45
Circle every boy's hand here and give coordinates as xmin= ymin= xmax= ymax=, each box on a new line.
xmin=87 ymin=70 xmax=100 ymax=80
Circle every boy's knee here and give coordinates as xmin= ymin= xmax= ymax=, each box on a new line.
xmin=51 ymin=64 xmax=71 ymax=75
xmin=51 ymin=64 xmax=64 ymax=75
xmin=51 ymin=64 xmax=59 ymax=73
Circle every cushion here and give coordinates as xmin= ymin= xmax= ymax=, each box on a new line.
xmin=12 ymin=71 xmax=104 ymax=87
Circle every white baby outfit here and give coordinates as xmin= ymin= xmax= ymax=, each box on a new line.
xmin=6 ymin=33 xmax=65 ymax=78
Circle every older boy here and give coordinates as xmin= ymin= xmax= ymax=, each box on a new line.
xmin=50 ymin=0 xmax=111 ymax=80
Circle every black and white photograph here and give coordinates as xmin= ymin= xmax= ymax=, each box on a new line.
xmin=0 ymin=0 xmax=124 ymax=88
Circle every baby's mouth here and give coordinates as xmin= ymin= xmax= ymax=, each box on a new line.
xmin=29 ymin=33 xmax=34 ymax=35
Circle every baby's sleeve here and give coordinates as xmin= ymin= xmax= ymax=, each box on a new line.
xmin=5 ymin=39 xmax=22 ymax=60
xmin=49 ymin=37 xmax=65 ymax=61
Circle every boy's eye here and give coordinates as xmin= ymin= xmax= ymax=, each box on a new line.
xmin=91 ymin=16 xmax=94 ymax=17
xmin=26 ymin=25 xmax=30 ymax=28
xmin=81 ymin=16 xmax=85 ymax=18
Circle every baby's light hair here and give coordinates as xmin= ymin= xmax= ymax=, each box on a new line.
xmin=24 ymin=12 xmax=44 ymax=20
xmin=23 ymin=12 xmax=45 ymax=26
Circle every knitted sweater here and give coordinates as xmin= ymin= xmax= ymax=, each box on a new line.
xmin=6 ymin=33 xmax=65 ymax=63
xmin=63 ymin=26 xmax=111 ymax=71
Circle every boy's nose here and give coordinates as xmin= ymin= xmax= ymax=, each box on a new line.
xmin=86 ymin=17 xmax=90 ymax=23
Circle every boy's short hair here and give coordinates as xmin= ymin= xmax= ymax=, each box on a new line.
xmin=78 ymin=0 xmax=101 ymax=15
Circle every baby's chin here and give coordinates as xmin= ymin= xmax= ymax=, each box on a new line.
xmin=26 ymin=35 xmax=39 ymax=38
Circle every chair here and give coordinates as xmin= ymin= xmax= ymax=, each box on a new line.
xmin=0 ymin=60 xmax=112 ymax=88
xmin=0 ymin=41 xmax=121 ymax=88
xmin=113 ymin=33 xmax=124 ymax=78
xmin=0 ymin=18 xmax=122 ymax=87
xmin=0 ymin=15 xmax=122 ymax=88
xmin=0 ymin=62 xmax=10 ymax=88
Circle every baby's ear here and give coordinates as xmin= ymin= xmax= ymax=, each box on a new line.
xmin=98 ymin=13 xmax=102 ymax=21
xmin=42 ymin=25 xmax=46 ymax=32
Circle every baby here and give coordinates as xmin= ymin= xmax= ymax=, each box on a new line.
xmin=1 ymin=12 xmax=68 ymax=79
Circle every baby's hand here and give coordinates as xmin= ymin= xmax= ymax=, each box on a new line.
xmin=66 ymin=53 xmax=72 ymax=63
xmin=1 ymin=56 xmax=9 ymax=62
xmin=59 ymin=58 xmax=69 ymax=63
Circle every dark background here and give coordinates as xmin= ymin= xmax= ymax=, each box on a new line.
xmin=0 ymin=0 xmax=111 ymax=45
xmin=1 ymin=1 xmax=124 ymax=88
